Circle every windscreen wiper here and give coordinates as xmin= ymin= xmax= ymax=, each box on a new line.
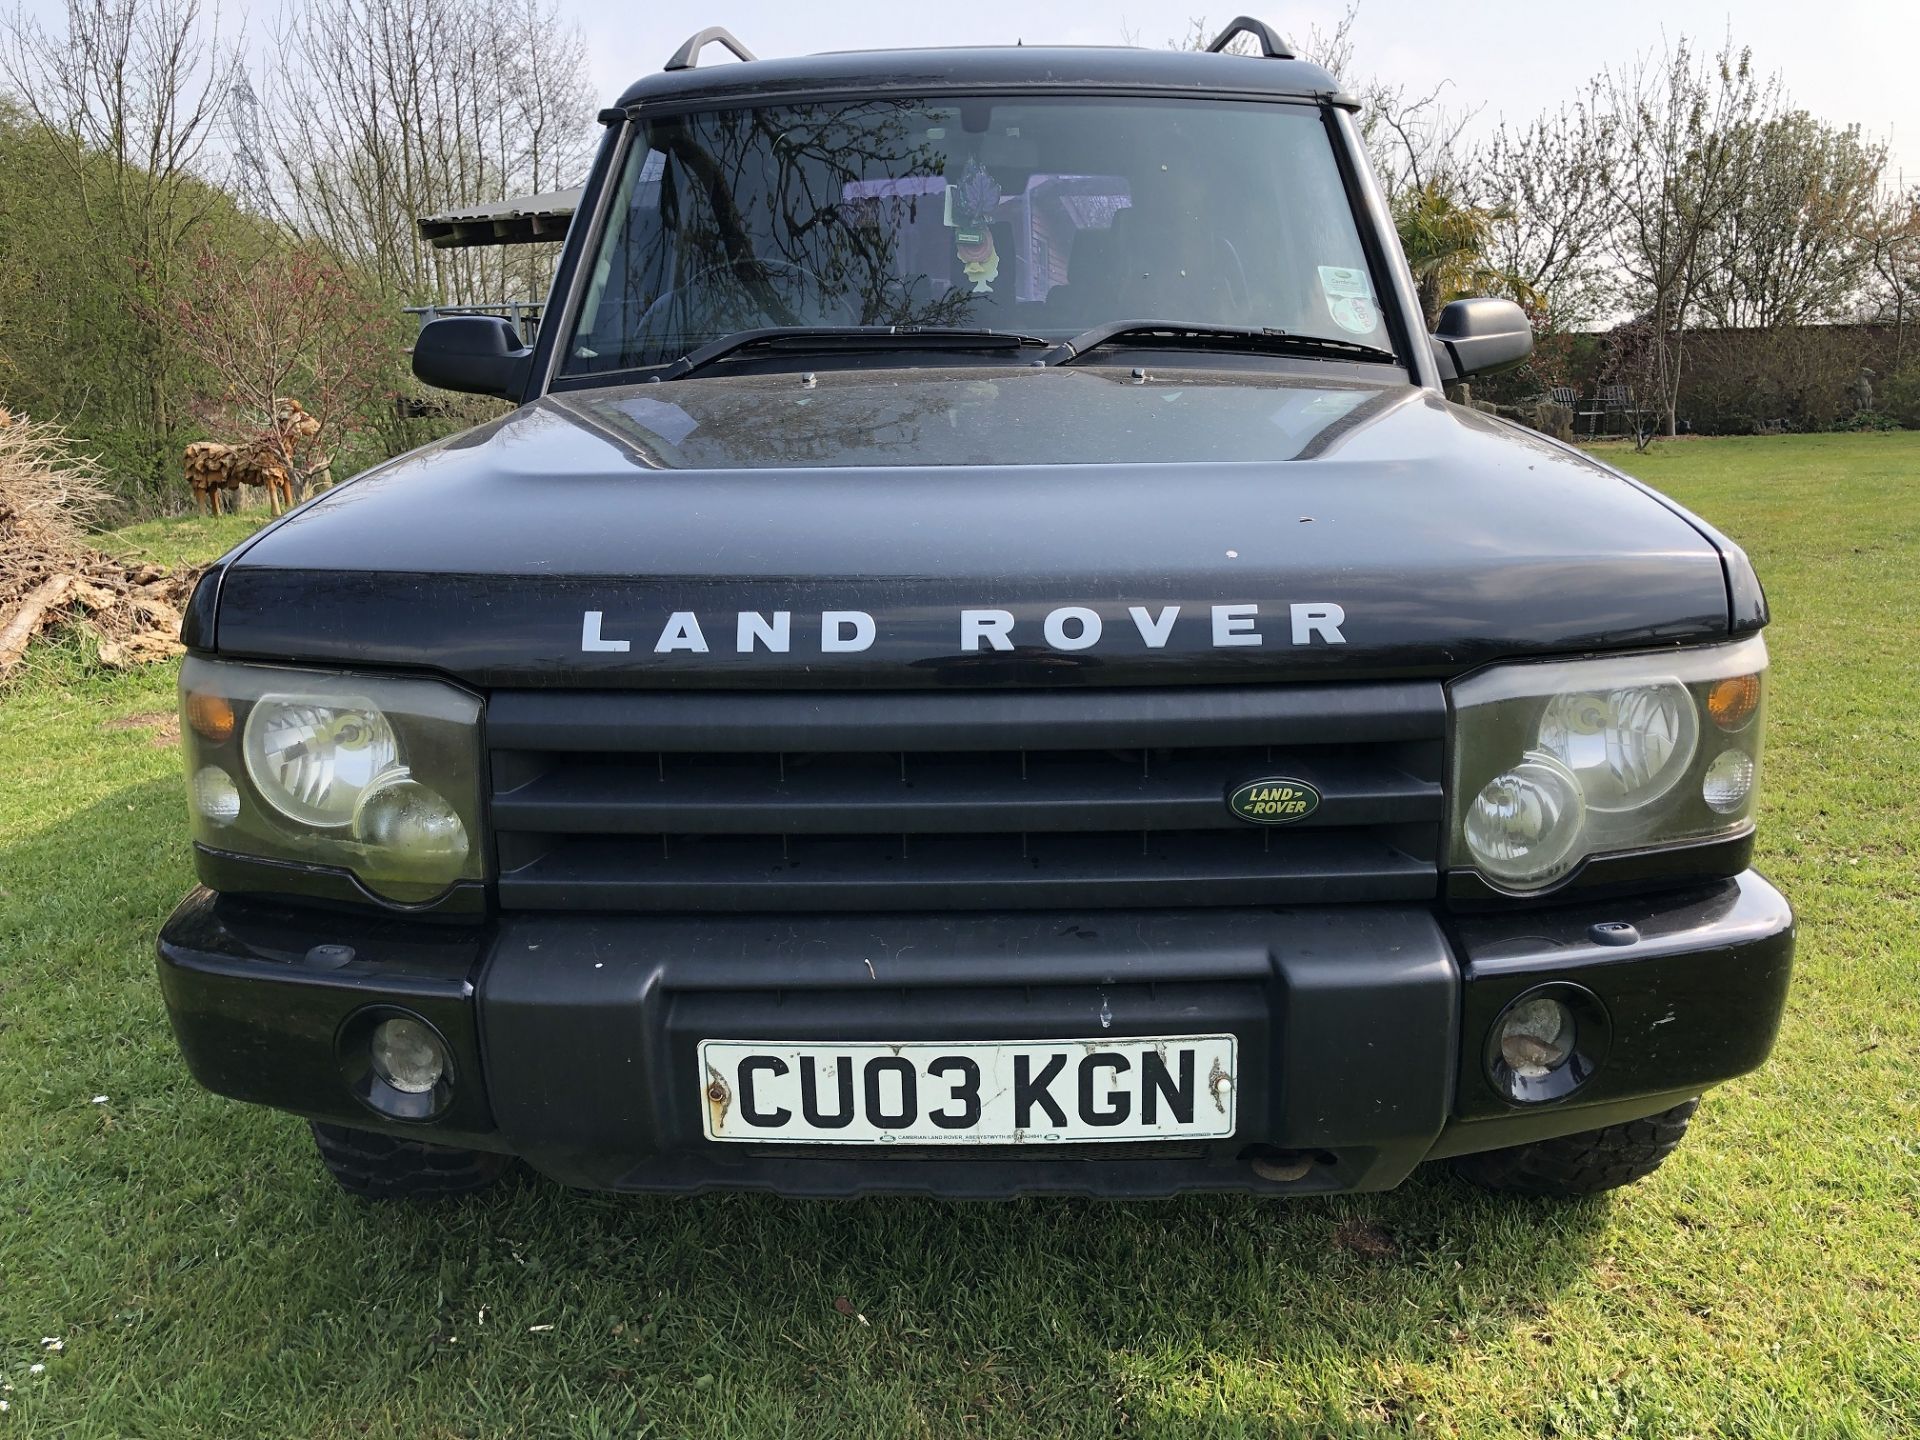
xmin=1043 ymin=320 xmax=1397 ymax=367
xmin=654 ymin=325 xmax=1052 ymax=381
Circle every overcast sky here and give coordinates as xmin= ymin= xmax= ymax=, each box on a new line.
xmin=8 ymin=0 xmax=1916 ymax=180
xmin=576 ymin=0 xmax=1919 ymax=181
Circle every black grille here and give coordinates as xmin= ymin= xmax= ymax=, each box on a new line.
xmin=487 ymin=684 xmax=1446 ymax=912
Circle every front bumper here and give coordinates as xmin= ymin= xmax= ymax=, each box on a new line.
xmin=157 ymin=873 xmax=1794 ymax=1197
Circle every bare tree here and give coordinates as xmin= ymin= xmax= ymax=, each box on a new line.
xmin=0 ymin=0 xmax=233 ymax=490
xmin=1601 ymin=37 xmax=1780 ymax=436
xmin=1167 ymin=7 xmax=1473 ymax=203
xmin=1172 ymin=6 xmax=1357 ymax=66
xmin=262 ymin=0 xmax=594 ymax=307
xmin=168 ymin=242 xmax=397 ymax=494
xmin=1860 ymin=183 xmax=1920 ymax=365
xmin=1478 ymin=83 xmax=1620 ymax=331
xmin=1696 ymin=111 xmax=1884 ymax=329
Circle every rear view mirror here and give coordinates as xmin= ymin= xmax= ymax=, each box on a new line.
xmin=1431 ymin=298 xmax=1533 ymax=381
xmin=412 ymin=315 xmax=533 ymax=399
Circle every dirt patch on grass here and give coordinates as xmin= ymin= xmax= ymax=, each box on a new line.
xmin=103 ymin=710 xmax=180 ymax=747
xmin=1332 ymin=1218 xmax=1399 ymax=1260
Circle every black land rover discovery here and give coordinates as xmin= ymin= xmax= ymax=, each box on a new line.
xmin=158 ymin=20 xmax=1793 ymax=1201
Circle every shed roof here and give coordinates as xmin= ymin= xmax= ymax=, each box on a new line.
xmin=416 ymin=189 xmax=581 ymax=249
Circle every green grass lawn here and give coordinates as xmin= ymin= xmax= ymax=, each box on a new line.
xmin=2 ymin=433 xmax=1917 ymax=1437
xmin=92 ymin=512 xmax=269 ymax=572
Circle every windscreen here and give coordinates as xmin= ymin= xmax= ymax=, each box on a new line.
xmin=561 ymin=97 xmax=1389 ymax=375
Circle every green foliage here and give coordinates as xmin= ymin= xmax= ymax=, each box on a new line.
xmin=1696 ymin=110 xmax=1885 ymax=329
xmin=0 ymin=106 xmax=441 ymax=518
xmin=1 ymin=435 xmax=1917 ymax=1436
xmin=1882 ymin=364 xmax=1920 ymax=429
xmin=0 ymin=105 xmax=281 ymax=514
xmin=1391 ymin=181 xmax=1530 ymax=329
xmin=1674 ymin=326 xmax=1899 ymax=435
xmin=1835 ymin=410 xmax=1901 ymax=433
xmin=0 ymin=113 xmax=148 ymax=444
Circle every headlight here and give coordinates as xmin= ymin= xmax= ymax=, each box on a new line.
xmin=1449 ymin=637 xmax=1766 ymax=894
xmin=243 ymin=696 xmax=400 ymax=827
xmin=179 ymin=658 xmax=483 ymax=904
xmin=1535 ymin=682 xmax=1697 ymax=811
xmin=1462 ymin=751 xmax=1586 ymax=888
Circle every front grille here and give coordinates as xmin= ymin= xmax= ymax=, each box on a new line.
xmin=487 ymin=683 xmax=1446 ymax=912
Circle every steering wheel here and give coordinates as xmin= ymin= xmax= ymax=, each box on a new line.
xmin=638 ymin=257 xmax=847 ymax=337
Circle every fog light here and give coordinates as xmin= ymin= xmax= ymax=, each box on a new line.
xmin=1498 ymin=996 xmax=1575 ymax=1078
xmin=192 ymin=766 xmax=241 ymax=824
xmin=370 ymin=1016 xmax=447 ymax=1095
xmin=1702 ymin=749 xmax=1755 ymax=814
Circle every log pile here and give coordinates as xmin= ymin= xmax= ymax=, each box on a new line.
xmin=0 ymin=411 xmax=199 ymax=679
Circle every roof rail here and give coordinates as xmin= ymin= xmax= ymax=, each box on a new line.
xmin=664 ymin=26 xmax=757 ymax=72
xmin=1204 ymin=16 xmax=1297 ymax=60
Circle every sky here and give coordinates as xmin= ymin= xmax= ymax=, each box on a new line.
xmin=8 ymin=0 xmax=1917 ymax=180
xmin=572 ymin=0 xmax=1920 ymax=182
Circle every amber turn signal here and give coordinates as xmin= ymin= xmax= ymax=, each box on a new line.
xmin=185 ymin=691 xmax=236 ymax=744
xmin=1706 ymin=674 xmax=1761 ymax=731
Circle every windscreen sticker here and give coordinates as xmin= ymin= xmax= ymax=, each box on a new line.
xmin=1318 ymin=265 xmax=1379 ymax=335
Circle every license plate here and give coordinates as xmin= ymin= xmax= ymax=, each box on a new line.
xmin=697 ymin=1035 xmax=1237 ymax=1145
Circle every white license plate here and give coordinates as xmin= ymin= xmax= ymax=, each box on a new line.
xmin=697 ymin=1035 xmax=1237 ymax=1145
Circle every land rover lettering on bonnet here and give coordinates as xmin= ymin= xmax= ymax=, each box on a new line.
xmin=581 ymin=602 xmax=1349 ymax=656
xmin=157 ymin=18 xmax=1792 ymax=1204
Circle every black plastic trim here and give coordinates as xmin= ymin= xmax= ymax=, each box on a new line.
xmin=155 ymin=872 xmax=1793 ymax=1196
xmin=1445 ymin=871 xmax=1793 ymax=1124
xmin=1445 ymin=829 xmax=1755 ymax=909
xmin=155 ymin=888 xmax=501 ymax=1146
xmin=1205 ymin=16 xmax=1296 ymax=58
xmin=664 ymin=26 xmax=757 ymax=71
xmin=488 ymin=682 xmax=1444 ymax=913
xmin=499 ymin=828 xmax=1436 ymax=912
xmin=193 ymin=844 xmax=487 ymax=921
xmin=492 ymin=752 xmax=1439 ymax=835
xmin=617 ymin=82 xmax=1343 ymax=120
xmin=487 ymin=681 xmax=1444 ymax=752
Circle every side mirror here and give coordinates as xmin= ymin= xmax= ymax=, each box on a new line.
xmin=412 ymin=315 xmax=533 ymax=399
xmin=1431 ymin=298 xmax=1533 ymax=381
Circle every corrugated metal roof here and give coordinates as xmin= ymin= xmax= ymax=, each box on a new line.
xmin=417 ymin=189 xmax=581 ymax=248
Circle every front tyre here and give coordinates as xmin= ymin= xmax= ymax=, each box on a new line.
xmin=309 ymin=1121 xmax=514 ymax=1200
xmin=1451 ymin=1098 xmax=1700 ymax=1197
